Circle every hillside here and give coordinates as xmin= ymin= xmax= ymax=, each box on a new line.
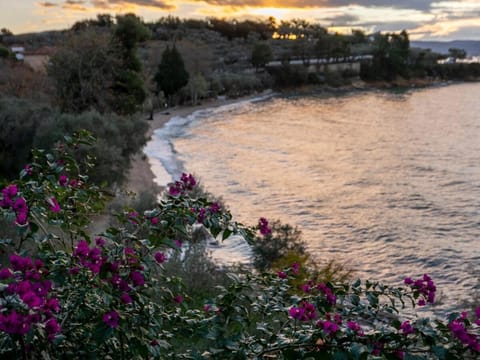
xmin=411 ymin=40 xmax=480 ymax=56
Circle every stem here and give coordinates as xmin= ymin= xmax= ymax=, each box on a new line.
xmin=119 ymin=331 xmax=125 ymax=360
xmin=30 ymin=212 xmax=56 ymax=249
xmin=19 ymin=335 xmax=28 ymax=360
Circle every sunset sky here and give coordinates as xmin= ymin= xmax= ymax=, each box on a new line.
xmin=1 ymin=1 xmax=480 ymax=40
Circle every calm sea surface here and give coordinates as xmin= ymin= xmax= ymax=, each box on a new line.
xmin=145 ymin=83 xmax=480 ymax=313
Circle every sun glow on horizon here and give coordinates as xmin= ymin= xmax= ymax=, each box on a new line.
xmin=1 ymin=1 xmax=480 ymax=40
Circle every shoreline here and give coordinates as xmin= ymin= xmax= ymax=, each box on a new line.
xmin=124 ymin=78 xmax=465 ymax=196
xmin=125 ymin=91 xmax=274 ymax=196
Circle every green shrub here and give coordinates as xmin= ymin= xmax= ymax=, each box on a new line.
xmin=0 ymin=98 xmax=148 ymax=185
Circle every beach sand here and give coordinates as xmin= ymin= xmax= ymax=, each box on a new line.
xmin=125 ymin=92 xmax=272 ymax=196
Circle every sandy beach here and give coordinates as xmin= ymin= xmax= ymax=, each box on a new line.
xmin=125 ymin=92 xmax=273 ymax=195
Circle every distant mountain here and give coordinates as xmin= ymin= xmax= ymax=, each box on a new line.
xmin=411 ymin=40 xmax=480 ymax=56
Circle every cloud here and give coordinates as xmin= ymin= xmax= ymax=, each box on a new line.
xmin=90 ymin=0 xmax=175 ymax=9
xmin=38 ymin=1 xmax=58 ymax=7
xmin=62 ymin=0 xmax=88 ymax=10
xmin=320 ymin=13 xmax=359 ymax=25
xmin=188 ymin=0 xmax=435 ymax=11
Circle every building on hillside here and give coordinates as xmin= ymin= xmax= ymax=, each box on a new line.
xmin=10 ymin=46 xmax=25 ymax=61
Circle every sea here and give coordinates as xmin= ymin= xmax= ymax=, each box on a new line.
xmin=144 ymin=83 xmax=480 ymax=314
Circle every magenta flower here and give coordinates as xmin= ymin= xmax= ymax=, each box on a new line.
xmin=58 ymin=175 xmax=68 ymax=187
xmin=347 ymin=320 xmax=364 ymax=335
xmin=0 ymin=268 xmax=12 ymax=280
xmin=291 ymin=262 xmax=300 ymax=275
xmin=95 ymin=237 xmax=106 ymax=247
xmin=0 ymin=310 xmax=30 ymax=335
xmin=258 ymin=217 xmax=272 ymax=235
xmin=400 ymin=320 xmax=415 ymax=335
xmin=154 ymin=251 xmax=167 ymax=264
xmin=45 ymin=318 xmax=61 ymax=336
xmin=3 ymin=184 xmax=18 ymax=198
xmin=300 ymin=282 xmax=312 ymax=293
xmin=168 ymin=181 xmax=183 ymax=196
xmin=47 ymin=197 xmax=61 ymax=213
xmin=322 ymin=320 xmax=339 ymax=335
xmin=174 ymin=239 xmax=182 ymax=248
xmin=15 ymin=211 xmax=28 ymax=226
xmin=278 ymin=271 xmax=287 ymax=279
xmin=151 ymin=217 xmax=159 ymax=225
xmin=209 ymin=202 xmax=221 ymax=213
xmin=24 ymin=164 xmax=33 ymax=175
xmin=120 ymin=293 xmax=133 ymax=305
xmin=102 ymin=310 xmax=119 ymax=328
xmin=174 ymin=295 xmax=184 ymax=304
xmin=130 ymin=271 xmax=145 ymax=287
xmin=197 ymin=208 xmax=206 ymax=223
xmin=180 ymin=173 xmax=196 ymax=189
xmin=289 ymin=301 xmax=316 ymax=321
xmin=21 ymin=291 xmax=43 ymax=308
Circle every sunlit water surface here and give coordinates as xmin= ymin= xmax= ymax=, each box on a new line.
xmin=145 ymin=83 xmax=480 ymax=313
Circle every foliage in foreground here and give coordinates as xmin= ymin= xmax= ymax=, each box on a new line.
xmin=0 ymin=132 xmax=479 ymax=359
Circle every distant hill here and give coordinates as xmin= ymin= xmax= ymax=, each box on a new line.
xmin=411 ymin=40 xmax=480 ymax=56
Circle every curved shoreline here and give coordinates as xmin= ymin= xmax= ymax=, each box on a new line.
xmin=125 ymin=91 xmax=274 ymax=195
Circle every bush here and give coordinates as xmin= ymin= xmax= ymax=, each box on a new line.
xmin=252 ymin=219 xmax=306 ymax=271
xmin=209 ymin=72 xmax=265 ymax=97
xmin=0 ymin=98 xmax=148 ymax=185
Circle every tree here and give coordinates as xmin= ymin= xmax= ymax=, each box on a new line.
xmin=448 ymin=47 xmax=467 ymax=59
xmin=251 ymin=42 xmax=273 ymax=70
xmin=48 ymin=31 xmax=121 ymax=114
xmin=187 ymin=73 xmax=208 ymax=105
xmin=49 ymin=15 xmax=149 ymax=115
xmin=0 ymin=46 xmax=9 ymax=59
xmin=154 ymin=45 xmax=189 ymax=105
xmin=111 ymin=14 xmax=150 ymax=115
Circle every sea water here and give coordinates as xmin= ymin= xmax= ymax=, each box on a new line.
xmin=145 ymin=83 xmax=480 ymax=314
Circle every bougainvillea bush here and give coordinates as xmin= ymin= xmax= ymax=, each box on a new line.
xmin=0 ymin=132 xmax=478 ymax=359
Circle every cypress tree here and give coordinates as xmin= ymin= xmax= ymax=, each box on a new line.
xmin=154 ymin=45 xmax=189 ymax=105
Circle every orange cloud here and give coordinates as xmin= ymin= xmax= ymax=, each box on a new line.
xmin=38 ymin=1 xmax=58 ymax=7
xmin=91 ymin=0 xmax=175 ymax=9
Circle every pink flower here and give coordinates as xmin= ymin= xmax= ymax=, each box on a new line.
xmin=174 ymin=295 xmax=184 ymax=304
xmin=47 ymin=197 xmax=61 ymax=213
xmin=174 ymin=239 xmax=182 ymax=248
xmin=277 ymin=271 xmax=287 ymax=279
xmin=151 ymin=217 xmax=158 ymax=225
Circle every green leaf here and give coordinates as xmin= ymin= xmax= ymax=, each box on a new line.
xmin=333 ymin=351 xmax=349 ymax=360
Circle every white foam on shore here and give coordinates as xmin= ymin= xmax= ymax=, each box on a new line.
xmin=143 ymin=93 xmax=275 ymax=187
